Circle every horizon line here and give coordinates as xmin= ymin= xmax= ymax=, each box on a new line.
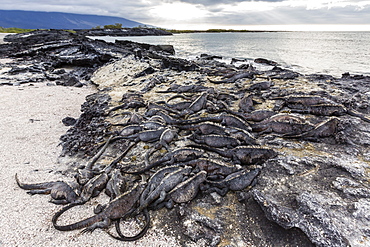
xmin=164 ymin=24 xmax=370 ymax=32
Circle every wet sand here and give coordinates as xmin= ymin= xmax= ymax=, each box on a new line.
xmin=0 ymin=33 xmax=10 ymax=44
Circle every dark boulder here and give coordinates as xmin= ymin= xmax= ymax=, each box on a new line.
xmin=254 ymin=57 xmax=278 ymax=66
xmin=62 ymin=117 xmax=77 ymax=126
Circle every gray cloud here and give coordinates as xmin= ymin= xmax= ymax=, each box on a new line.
xmin=0 ymin=0 xmax=153 ymax=22
xmin=1 ymin=0 xmax=369 ymax=27
xmin=177 ymin=0 xmax=283 ymax=5
xmin=205 ymin=4 xmax=370 ymax=25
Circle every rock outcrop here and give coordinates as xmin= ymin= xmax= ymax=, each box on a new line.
xmin=0 ymin=29 xmax=174 ymax=86
xmin=5 ymin=30 xmax=370 ymax=246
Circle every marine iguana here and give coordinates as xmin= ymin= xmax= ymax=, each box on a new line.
xmin=177 ymin=122 xmax=227 ymax=135
xmin=52 ymin=182 xmax=146 ymax=233
xmin=189 ymin=144 xmax=277 ymax=166
xmin=117 ymin=128 xmax=169 ymax=143
xmin=238 ymin=94 xmax=255 ymax=113
xmin=86 ymin=135 xmax=114 ymax=170
xmin=288 ymin=103 xmax=370 ymax=123
xmin=135 ymin=166 xmax=192 ymax=213
xmin=284 ymin=117 xmax=340 ymax=141
xmin=108 ymin=100 xmax=146 ymax=113
xmin=144 ymin=109 xmax=182 ymax=125
xmin=225 ymin=127 xmax=257 ymax=145
xmin=94 ymin=169 xmax=128 ymax=214
xmin=189 ymin=134 xmax=241 ymax=148
xmin=247 ymin=80 xmax=274 ymax=92
xmin=139 ymin=166 xmax=183 ymax=208
xmin=241 ymin=110 xmax=276 ymax=122
xmin=76 ymin=172 xmax=109 ymax=204
xmin=153 ymin=170 xmax=207 ymax=209
xmin=156 ymin=84 xmax=210 ymax=94
xmin=119 ymin=125 xmax=143 ymax=136
xmin=104 ymin=169 xmax=127 ymax=201
xmin=123 ymin=148 xmax=205 ymax=175
xmin=204 ymin=168 xmax=260 ymax=196
xmin=15 ymin=136 xmax=120 ymax=206
xmin=250 ymin=113 xmax=315 ymax=135
xmin=251 ymin=121 xmax=315 ymax=136
xmin=261 ymin=113 xmax=306 ymax=123
xmin=208 ymin=71 xmax=256 ymax=84
xmin=15 ymin=174 xmax=80 ymax=205
xmin=113 ymin=117 xmax=166 ymax=131
xmin=218 ymin=113 xmax=252 ymax=130
xmin=158 ymin=100 xmax=191 ymax=112
xmin=75 ymin=142 xmax=138 ymax=205
xmin=109 ymin=208 xmax=151 ymax=241
xmin=180 ymin=92 xmax=208 ymax=116
xmin=179 ymin=113 xmax=251 ymax=131
xmin=156 ymin=92 xmax=209 ymax=117
xmin=272 ymin=95 xmax=370 ymax=123
xmin=181 ymin=158 xmax=239 ymax=178
xmin=146 ymin=109 xmax=251 ymax=133
xmin=108 ymin=93 xmax=146 ymax=113
xmin=273 ymin=95 xmax=335 ymax=109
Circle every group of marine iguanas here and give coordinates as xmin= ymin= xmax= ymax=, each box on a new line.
xmin=15 ymin=59 xmax=370 ymax=242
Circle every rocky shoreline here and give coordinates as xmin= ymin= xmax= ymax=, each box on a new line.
xmin=0 ymin=29 xmax=174 ymax=87
xmin=1 ymin=30 xmax=370 ymax=247
xmin=76 ymin=27 xmax=173 ymax=37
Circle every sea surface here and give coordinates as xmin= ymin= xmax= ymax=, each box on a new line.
xmin=94 ymin=32 xmax=370 ymax=77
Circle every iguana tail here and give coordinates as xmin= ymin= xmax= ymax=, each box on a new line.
xmin=15 ymin=173 xmax=54 ymax=190
xmin=186 ymin=144 xmax=231 ymax=158
xmin=347 ymin=110 xmax=370 ymax=123
xmin=109 ymin=209 xmax=150 ymax=241
xmin=52 ymin=202 xmax=100 ymax=231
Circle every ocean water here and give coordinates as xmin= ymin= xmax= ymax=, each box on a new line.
xmin=95 ymin=32 xmax=370 ymax=77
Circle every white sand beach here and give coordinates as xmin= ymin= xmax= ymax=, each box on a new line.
xmin=0 ymin=83 xmax=180 ymax=247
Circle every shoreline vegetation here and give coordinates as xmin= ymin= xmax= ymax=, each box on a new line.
xmin=0 ymin=26 xmax=283 ymax=34
xmin=0 ymin=27 xmax=36 ymax=33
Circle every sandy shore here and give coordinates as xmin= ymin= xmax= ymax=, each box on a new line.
xmin=0 ymin=83 xmax=179 ymax=246
xmin=0 ymin=33 xmax=11 ymax=44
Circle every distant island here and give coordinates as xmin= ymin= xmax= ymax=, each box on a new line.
xmin=166 ymin=29 xmax=282 ymax=33
xmin=0 ymin=26 xmax=282 ymax=34
xmin=0 ymin=10 xmax=284 ymax=34
xmin=0 ymin=10 xmax=145 ymax=29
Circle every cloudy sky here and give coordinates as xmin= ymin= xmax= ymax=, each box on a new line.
xmin=1 ymin=0 xmax=370 ymax=30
